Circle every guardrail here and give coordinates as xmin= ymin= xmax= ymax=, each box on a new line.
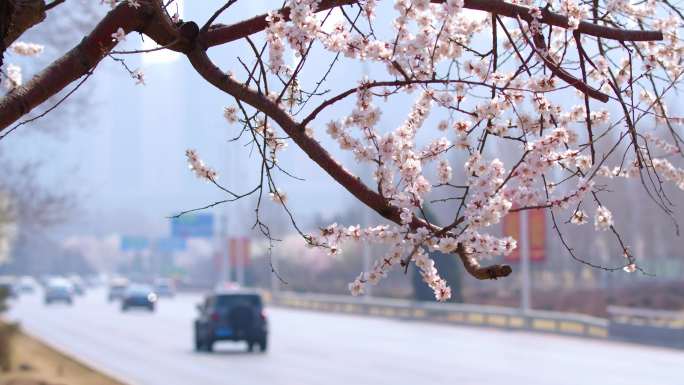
xmin=607 ymin=306 xmax=684 ymax=349
xmin=267 ymin=291 xmax=610 ymax=340
xmin=266 ymin=292 xmax=684 ymax=349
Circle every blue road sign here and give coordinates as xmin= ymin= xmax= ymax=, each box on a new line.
xmin=171 ymin=214 xmax=214 ymax=238
xmin=155 ymin=237 xmax=187 ymax=253
xmin=121 ymin=236 xmax=149 ymax=251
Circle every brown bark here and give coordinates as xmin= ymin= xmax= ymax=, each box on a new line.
xmin=1 ymin=0 xmax=46 ymax=49
xmin=0 ymin=4 xmax=144 ymax=130
xmin=202 ymin=0 xmax=662 ymax=48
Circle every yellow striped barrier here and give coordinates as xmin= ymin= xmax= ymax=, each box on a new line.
xmin=266 ymin=292 xmax=626 ymax=344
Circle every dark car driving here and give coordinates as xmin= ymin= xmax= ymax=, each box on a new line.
xmin=44 ymin=279 xmax=74 ymax=305
xmin=194 ymin=290 xmax=268 ymax=353
xmin=121 ymin=284 xmax=157 ymax=312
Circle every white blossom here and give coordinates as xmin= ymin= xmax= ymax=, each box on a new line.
xmin=594 ymin=206 xmax=613 ymax=231
xmin=3 ymin=64 xmax=22 ymax=90
xmin=224 ymin=106 xmax=238 ymax=124
xmin=9 ymin=42 xmax=44 ymax=56
xmin=270 ymin=189 xmax=288 ymax=205
xmin=131 ymin=69 xmax=145 ymax=85
xmin=571 ymin=210 xmax=588 ymax=225
xmin=111 ymin=27 xmax=126 ymax=42
xmin=185 ymin=149 xmax=217 ymax=181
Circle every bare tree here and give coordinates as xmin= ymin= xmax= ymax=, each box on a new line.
xmin=0 ymin=156 xmax=73 ymax=269
xmin=1 ymin=0 xmax=683 ymax=301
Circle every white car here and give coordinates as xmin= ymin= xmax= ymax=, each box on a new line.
xmin=16 ymin=276 xmax=38 ymax=294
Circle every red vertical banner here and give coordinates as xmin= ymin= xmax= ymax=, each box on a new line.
xmin=528 ymin=209 xmax=546 ymax=261
xmin=228 ymin=237 xmax=251 ymax=267
xmin=503 ymin=209 xmax=546 ymax=262
xmin=229 ymin=238 xmax=238 ymax=267
xmin=241 ymin=237 xmax=251 ymax=266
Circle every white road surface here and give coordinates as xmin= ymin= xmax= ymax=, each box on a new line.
xmin=6 ymin=289 xmax=683 ymax=385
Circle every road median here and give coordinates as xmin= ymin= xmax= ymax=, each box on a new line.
xmin=0 ymin=320 xmax=127 ymax=385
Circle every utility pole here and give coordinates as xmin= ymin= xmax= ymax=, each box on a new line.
xmin=520 ymin=210 xmax=531 ymax=313
xmin=237 ymin=238 xmax=245 ymax=286
xmin=220 ymin=212 xmax=231 ymax=284
xmin=362 ymin=207 xmax=371 ymax=299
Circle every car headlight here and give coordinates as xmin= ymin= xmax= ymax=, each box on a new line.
xmin=147 ymin=293 xmax=158 ymax=302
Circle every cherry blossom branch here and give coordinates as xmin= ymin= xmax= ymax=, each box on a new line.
xmin=0 ymin=0 xmax=666 ymax=133
xmin=201 ymin=0 xmax=663 ymax=48
xmin=0 ymin=4 xmax=145 ymax=131
xmin=186 ymin=47 xmax=512 ymax=280
xmin=518 ymin=17 xmax=609 ymax=102
xmin=200 ymin=0 xmax=239 ymax=33
xmin=574 ymin=31 xmax=596 ymax=163
xmin=0 ymin=68 xmax=94 ymax=140
xmin=457 ymin=244 xmax=512 ymax=280
xmin=1 ymin=0 xmax=46 ymax=52
xmin=45 ymin=0 xmax=67 ymax=11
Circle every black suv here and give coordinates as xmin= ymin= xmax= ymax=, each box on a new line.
xmin=194 ymin=290 xmax=268 ymax=352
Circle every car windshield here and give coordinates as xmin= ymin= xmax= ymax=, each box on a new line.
xmin=49 ymin=286 xmax=70 ymax=293
xmin=127 ymin=285 xmax=152 ymax=295
xmin=214 ymin=294 xmax=261 ymax=309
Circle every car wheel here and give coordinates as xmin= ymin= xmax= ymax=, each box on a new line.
xmin=205 ymin=340 xmax=214 ymax=352
xmin=247 ymin=341 xmax=255 ymax=352
xmin=121 ymin=305 xmax=128 ymax=312
xmin=259 ymin=337 xmax=267 ymax=352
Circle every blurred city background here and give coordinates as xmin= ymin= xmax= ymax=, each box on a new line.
xmin=0 ymin=1 xmax=682 ymax=385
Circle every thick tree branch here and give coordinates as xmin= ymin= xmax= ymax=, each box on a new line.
xmin=186 ymin=47 xmax=511 ymax=280
xmin=521 ymin=21 xmax=610 ymax=102
xmin=1 ymin=0 xmax=45 ymax=50
xmin=187 ymin=47 xmax=397 ymax=222
xmin=0 ymin=0 xmax=663 ymax=132
xmin=202 ymin=0 xmax=662 ymax=48
xmin=0 ymin=4 xmax=147 ymax=130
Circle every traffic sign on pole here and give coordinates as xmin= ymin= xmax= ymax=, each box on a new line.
xmin=171 ymin=214 xmax=214 ymax=238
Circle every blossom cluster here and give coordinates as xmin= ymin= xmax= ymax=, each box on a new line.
xmin=185 ymin=149 xmax=217 ymax=181
xmin=9 ymin=42 xmax=44 ymax=57
xmin=100 ymin=0 xmax=139 ymax=8
xmin=207 ymin=0 xmax=684 ymax=298
xmin=2 ymin=64 xmax=22 ymax=91
xmin=559 ymin=0 xmax=589 ymax=30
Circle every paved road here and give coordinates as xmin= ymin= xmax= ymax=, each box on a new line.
xmin=7 ymin=289 xmax=683 ymax=385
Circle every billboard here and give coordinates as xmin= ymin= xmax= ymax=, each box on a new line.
xmin=155 ymin=237 xmax=187 ymax=253
xmin=502 ymin=209 xmax=546 ymax=262
xmin=121 ymin=236 xmax=149 ymax=251
xmin=171 ymin=214 xmax=214 ymax=238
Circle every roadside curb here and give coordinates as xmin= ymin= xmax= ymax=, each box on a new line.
xmin=9 ymin=321 xmax=137 ymax=385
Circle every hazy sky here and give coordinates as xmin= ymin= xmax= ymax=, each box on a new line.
xmin=5 ymin=1 xmax=680 ymax=254
xmin=2 ymin=2 xmax=405 ymax=239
